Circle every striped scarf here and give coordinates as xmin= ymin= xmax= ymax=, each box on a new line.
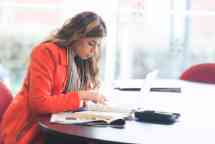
xmin=65 ymin=47 xmax=82 ymax=92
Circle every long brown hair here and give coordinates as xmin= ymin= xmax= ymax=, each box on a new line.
xmin=45 ymin=11 xmax=107 ymax=89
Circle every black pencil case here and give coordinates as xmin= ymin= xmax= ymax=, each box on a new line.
xmin=134 ymin=110 xmax=180 ymax=125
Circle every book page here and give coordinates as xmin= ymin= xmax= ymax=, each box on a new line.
xmin=85 ymin=103 xmax=132 ymax=114
xmin=50 ymin=104 xmax=131 ymax=124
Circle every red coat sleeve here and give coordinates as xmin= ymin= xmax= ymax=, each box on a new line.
xmin=0 ymin=82 xmax=13 ymax=120
xmin=28 ymin=44 xmax=80 ymax=114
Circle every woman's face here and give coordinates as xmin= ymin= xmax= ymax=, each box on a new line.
xmin=73 ymin=37 xmax=102 ymax=60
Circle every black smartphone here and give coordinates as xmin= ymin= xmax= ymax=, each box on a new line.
xmin=134 ymin=110 xmax=180 ymax=124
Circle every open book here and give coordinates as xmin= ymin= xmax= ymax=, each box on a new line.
xmin=50 ymin=103 xmax=132 ymax=126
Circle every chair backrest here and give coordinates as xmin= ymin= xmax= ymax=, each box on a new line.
xmin=180 ymin=63 xmax=215 ymax=84
xmin=0 ymin=81 xmax=13 ymax=144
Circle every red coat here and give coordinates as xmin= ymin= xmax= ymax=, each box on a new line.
xmin=1 ymin=42 xmax=81 ymax=144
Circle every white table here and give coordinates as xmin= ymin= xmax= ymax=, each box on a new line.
xmin=40 ymin=79 xmax=215 ymax=144
xmin=103 ymin=79 xmax=215 ymax=144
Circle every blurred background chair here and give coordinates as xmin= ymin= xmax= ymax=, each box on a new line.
xmin=180 ymin=63 xmax=215 ymax=84
xmin=0 ymin=81 xmax=13 ymax=144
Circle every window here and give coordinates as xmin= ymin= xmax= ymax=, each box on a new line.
xmin=0 ymin=0 xmax=215 ymax=94
xmin=114 ymin=0 xmax=215 ymax=80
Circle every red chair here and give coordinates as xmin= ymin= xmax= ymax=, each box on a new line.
xmin=180 ymin=63 xmax=215 ymax=84
xmin=0 ymin=81 xmax=13 ymax=144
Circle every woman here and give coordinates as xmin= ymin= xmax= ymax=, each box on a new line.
xmin=1 ymin=11 xmax=107 ymax=144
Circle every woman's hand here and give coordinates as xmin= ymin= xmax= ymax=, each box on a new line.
xmin=78 ymin=90 xmax=106 ymax=104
